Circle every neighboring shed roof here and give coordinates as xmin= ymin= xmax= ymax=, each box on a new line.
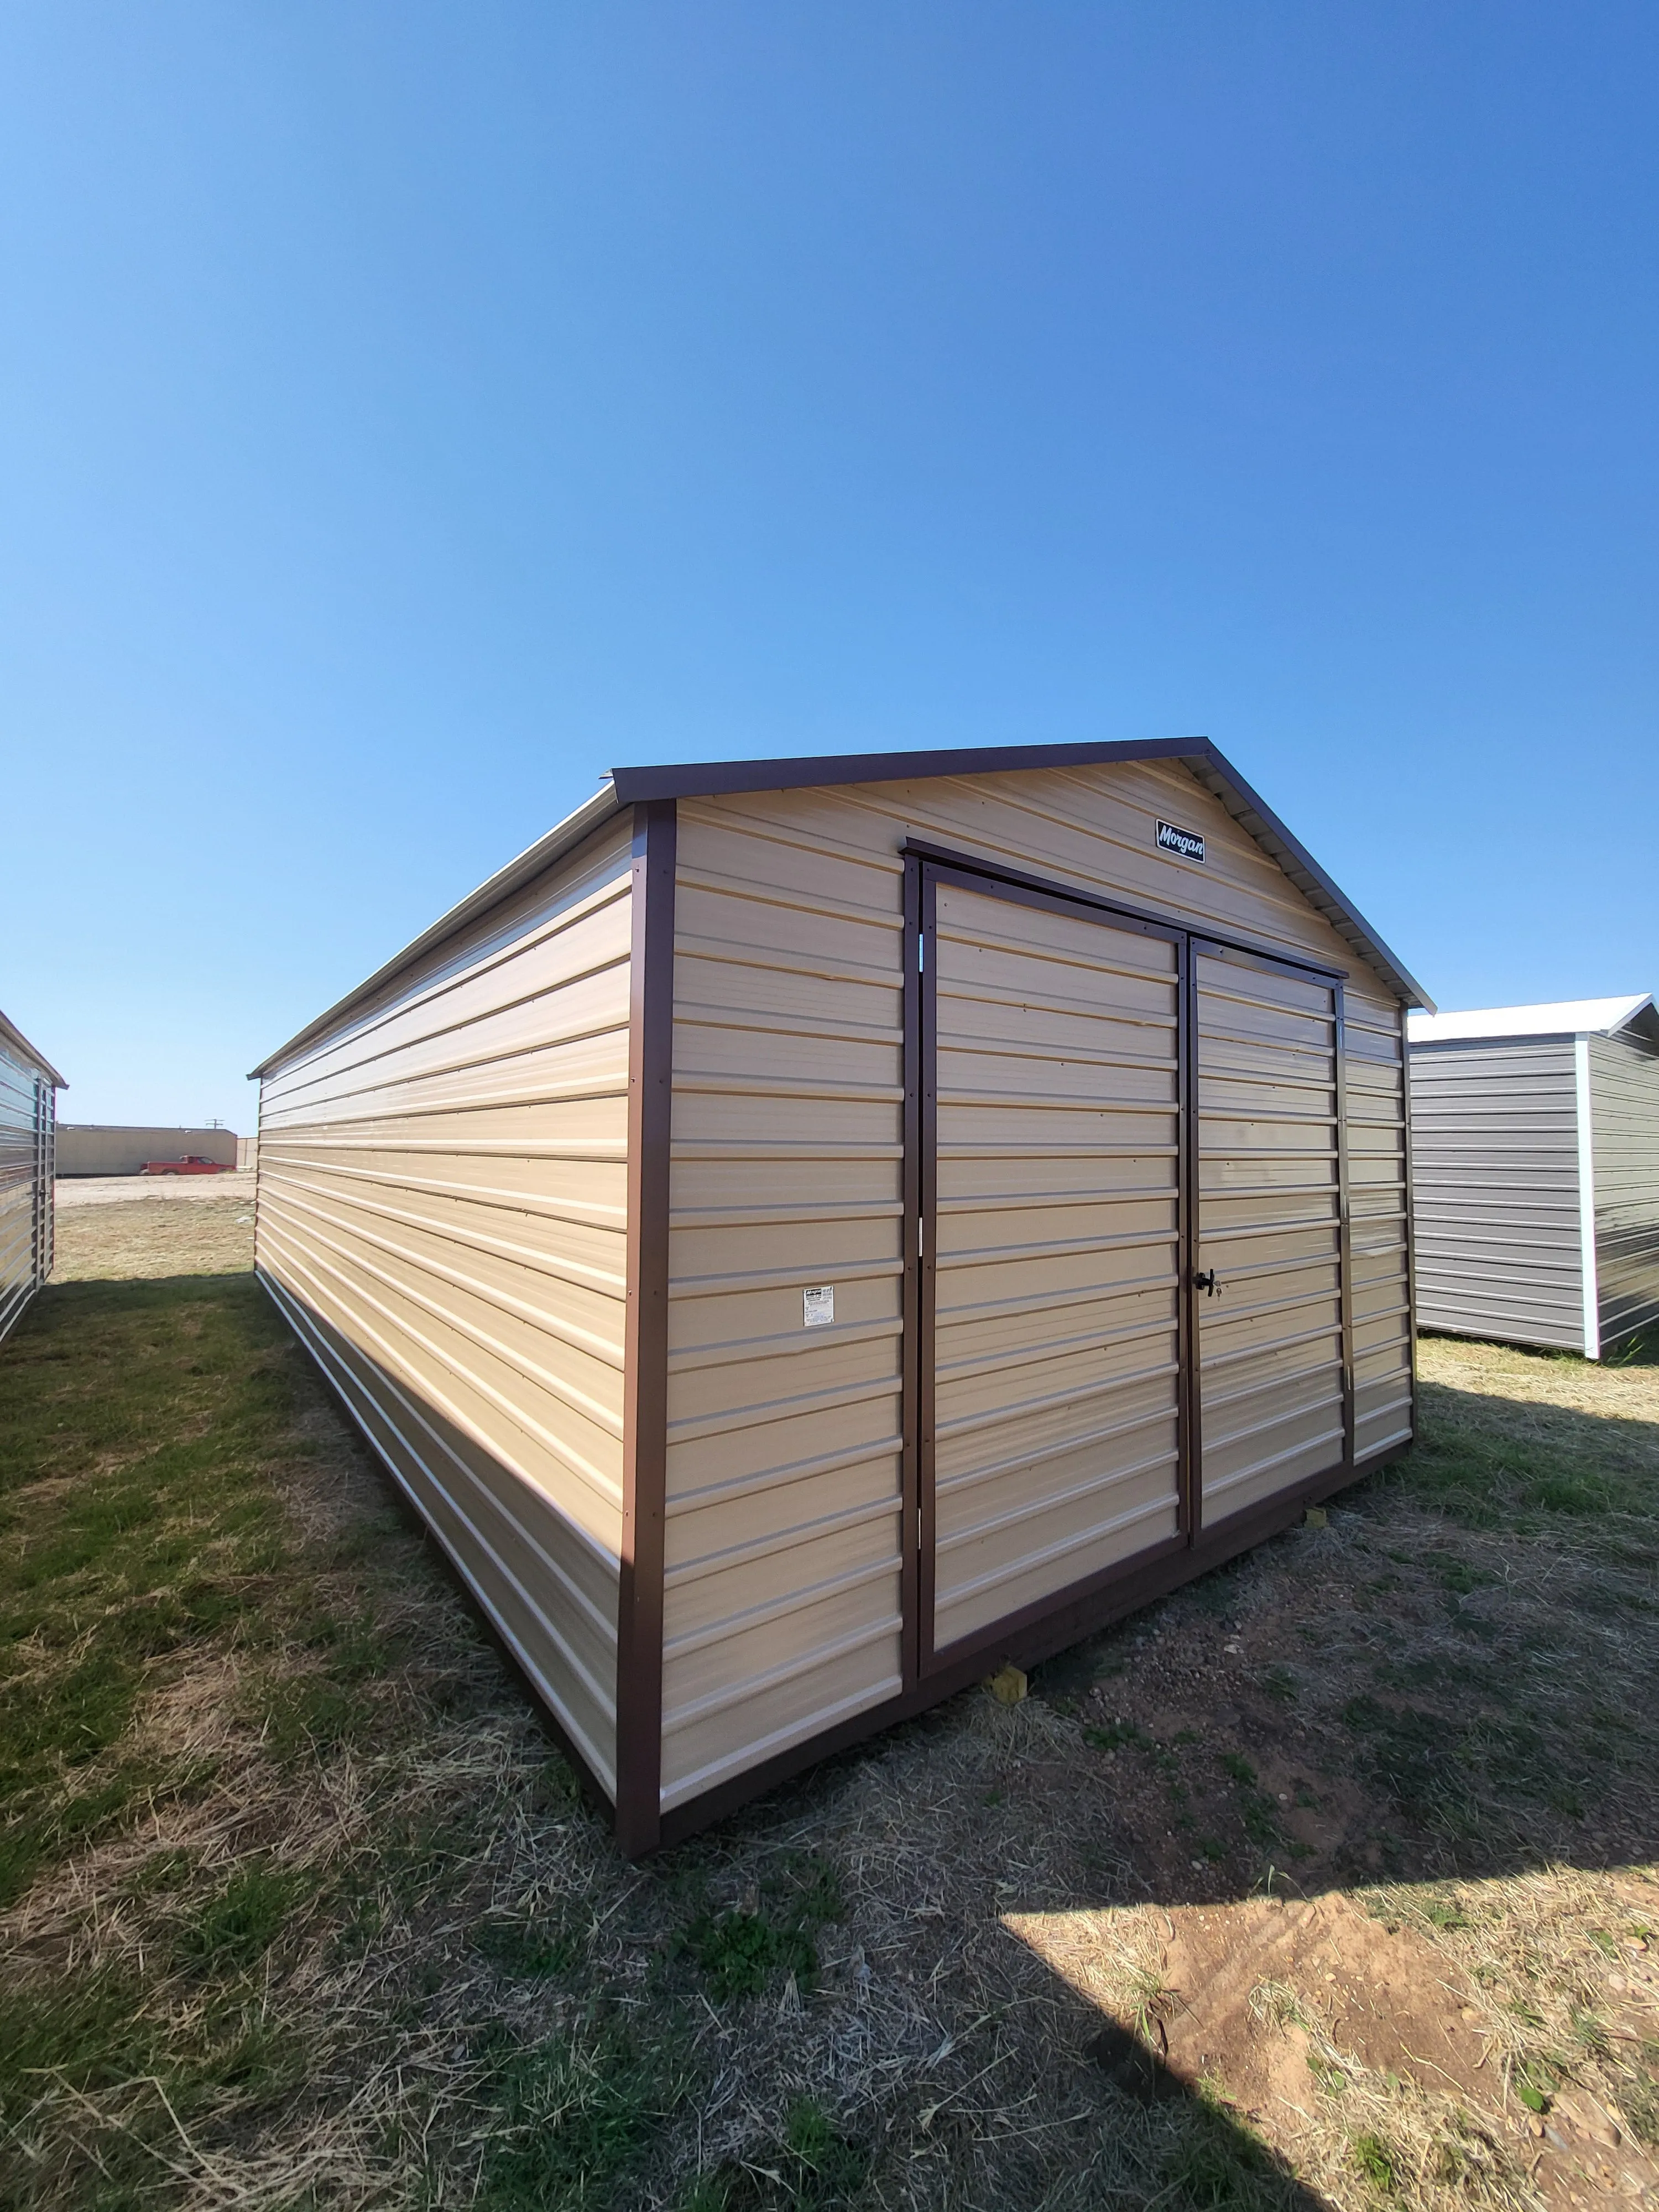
xmin=252 ymin=737 xmax=1431 ymax=1077
xmin=1408 ymin=994 xmax=1659 ymax=1047
xmin=0 ymin=1008 xmax=66 ymax=1089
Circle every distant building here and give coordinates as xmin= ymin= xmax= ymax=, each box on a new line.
xmin=1408 ymin=995 xmax=1659 ymax=1357
xmin=55 ymin=1125 xmax=239 ymax=1177
xmin=1 ymin=1009 xmax=66 ymax=1345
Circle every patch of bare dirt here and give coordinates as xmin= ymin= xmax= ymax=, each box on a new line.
xmin=1011 ymin=1882 xmax=1659 ymax=2208
xmin=1160 ymin=1893 xmax=1486 ymax=2103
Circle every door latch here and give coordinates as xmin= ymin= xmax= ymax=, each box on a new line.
xmin=1193 ymin=1269 xmax=1222 ymax=1298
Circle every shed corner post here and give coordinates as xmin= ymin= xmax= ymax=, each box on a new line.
xmin=615 ymin=798 xmax=677 ymax=1856
xmin=252 ymin=1076 xmax=268 ymax=1287
xmin=1573 ymin=1035 xmax=1600 ymax=1361
xmin=38 ymin=1074 xmax=56 ymax=1288
xmin=1401 ymin=1012 xmax=1421 ymax=1444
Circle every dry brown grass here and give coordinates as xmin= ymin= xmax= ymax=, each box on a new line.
xmin=2 ymin=1206 xmax=1656 ymax=2211
xmin=49 ymin=1197 xmax=255 ymax=1282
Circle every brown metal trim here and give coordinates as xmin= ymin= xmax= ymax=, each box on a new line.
xmin=614 ymin=799 xmax=676 ymax=1856
xmin=608 ymin=739 xmax=1434 ymax=1019
xmin=614 ymin=736 xmax=1204 ymax=804
xmin=931 ymin=1532 xmax=1188 ymax=1668
xmin=900 ymin=854 xmax=924 ymax=1691
xmin=912 ymin=841 xmax=1346 ymax=984
xmin=913 ymin=845 xmax=1189 ymax=952
xmin=917 ymin=863 xmax=941 ymax=1673
xmin=1334 ymin=983 xmax=1357 ymax=1473
xmin=1180 ymin=936 xmax=1202 ymax=1542
xmin=651 ymin=1436 xmax=1411 ymax=1852
xmin=1187 ymin=932 xmax=1345 ymax=988
xmin=1189 ymin=938 xmax=1349 ymax=1521
xmin=916 ymin=857 xmax=1187 ymax=1677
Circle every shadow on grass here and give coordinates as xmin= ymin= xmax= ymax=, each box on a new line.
xmin=8 ymin=1274 xmax=1657 ymax=2209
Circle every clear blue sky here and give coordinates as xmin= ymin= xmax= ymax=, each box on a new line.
xmin=3 ymin=3 xmax=1655 ymax=1128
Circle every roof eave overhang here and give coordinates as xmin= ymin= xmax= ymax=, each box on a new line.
xmin=1613 ymin=994 xmax=1659 ymax=1045
xmin=0 ymin=1009 xmax=67 ymax=1088
xmin=249 ymin=784 xmax=624 ymax=1078
xmin=1410 ymin=993 xmax=1658 ymax=1048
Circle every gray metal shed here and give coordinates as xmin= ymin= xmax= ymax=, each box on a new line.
xmin=1407 ymin=995 xmax=1659 ymax=1358
xmin=0 ymin=1009 xmax=66 ymax=1347
xmin=252 ymin=738 xmax=1430 ymax=1851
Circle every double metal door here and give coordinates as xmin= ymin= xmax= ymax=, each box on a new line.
xmin=910 ymin=857 xmax=1348 ymax=1673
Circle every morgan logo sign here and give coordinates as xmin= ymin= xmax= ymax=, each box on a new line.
xmin=1156 ymin=820 xmax=1206 ymax=863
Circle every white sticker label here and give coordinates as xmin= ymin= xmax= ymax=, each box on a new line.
xmin=803 ymin=1285 xmax=834 ymax=1328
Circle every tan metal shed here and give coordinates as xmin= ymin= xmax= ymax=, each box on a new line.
xmin=1 ymin=1008 xmax=66 ymax=1347
xmin=251 ymin=739 xmax=1430 ymax=1852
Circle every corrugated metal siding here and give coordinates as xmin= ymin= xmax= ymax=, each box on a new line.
xmin=931 ymin=881 xmax=1181 ymax=1648
xmin=1195 ymin=954 xmax=1343 ymax=1524
xmin=1589 ymin=1030 xmax=1659 ymax=1349
xmin=1407 ymin=1041 xmax=1585 ymax=1351
xmin=1345 ymin=995 xmax=1412 ymax=1458
xmin=660 ymin=805 xmax=906 ymax=1811
xmin=255 ymin=816 xmax=634 ymax=1796
xmin=662 ymin=758 xmax=1411 ymax=1811
xmin=0 ymin=1039 xmax=53 ymax=1347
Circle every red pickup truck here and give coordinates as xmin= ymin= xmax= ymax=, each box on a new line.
xmin=139 ymin=1156 xmax=234 ymax=1176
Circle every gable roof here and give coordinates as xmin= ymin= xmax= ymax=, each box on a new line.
xmin=253 ymin=736 xmax=1430 ymax=1077
xmin=0 ymin=1008 xmax=66 ymax=1089
xmin=614 ymin=737 xmax=1428 ymax=1005
xmin=1408 ymin=994 xmax=1658 ymax=1047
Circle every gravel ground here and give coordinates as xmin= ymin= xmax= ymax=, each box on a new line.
xmin=54 ymin=1170 xmax=258 ymax=1209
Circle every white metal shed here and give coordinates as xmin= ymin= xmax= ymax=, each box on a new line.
xmin=0 ymin=1008 xmax=65 ymax=1347
xmin=1407 ymin=995 xmax=1659 ymax=1358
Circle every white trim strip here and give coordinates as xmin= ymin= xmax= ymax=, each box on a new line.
xmin=1574 ymin=1036 xmax=1600 ymax=1359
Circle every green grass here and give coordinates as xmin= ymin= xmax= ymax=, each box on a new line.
xmin=179 ymin=1858 xmax=316 ymax=1972
xmin=1157 ymin=2085 xmax=1289 ymax=2210
xmin=472 ymin=2013 xmax=687 ymax=2210
xmin=685 ymin=2099 xmax=870 ymax=2210
xmin=1084 ymin=1718 xmax=1155 ymax=1753
xmin=0 ymin=1279 xmax=298 ymax=1908
xmin=1350 ymin=2131 xmax=1399 ymax=2192
xmin=0 ymin=1272 xmax=700 ymax=2211
xmin=3 ymin=1264 xmax=1653 ymax=2211
xmin=677 ymin=1854 xmax=842 ymax=2003
xmin=1393 ymin=1362 xmax=1659 ymax=1535
xmin=472 ymin=1900 xmax=583 ymax=1977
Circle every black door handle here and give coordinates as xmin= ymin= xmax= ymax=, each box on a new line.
xmin=1193 ymin=1269 xmax=1222 ymax=1298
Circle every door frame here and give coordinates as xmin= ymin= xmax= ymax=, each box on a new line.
xmin=1190 ymin=936 xmax=1355 ymax=1499
xmin=901 ymin=841 xmax=1349 ymax=1687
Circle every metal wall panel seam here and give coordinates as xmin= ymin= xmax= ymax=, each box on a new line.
xmin=901 ymin=851 xmax=923 ymax=1691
